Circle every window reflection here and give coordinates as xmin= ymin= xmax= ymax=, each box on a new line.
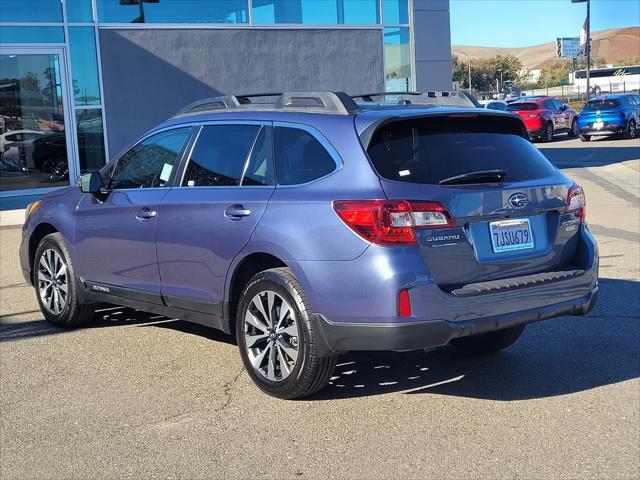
xmin=0 ymin=27 xmax=65 ymax=44
xmin=66 ymin=0 xmax=94 ymax=22
xmin=384 ymin=27 xmax=411 ymax=92
xmin=68 ymin=27 xmax=101 ymax=106
xmin=76 ymin=109 xmax=106 ymax=173
xmin=97 ymin=0 xmax=248 ymax=23
xmin=382 ymin=0 xmax=408 ymax=24
xmin=252 ymin=0 xmax=380 ymax=24
xmin=0 ymin=0 xmax=63 ymax=22
xmin=0 ymin=53 xmax=69 ymax=191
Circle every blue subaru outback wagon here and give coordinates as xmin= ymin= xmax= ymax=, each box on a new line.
xmin=20 ymin=92 xmax=598 ymax=399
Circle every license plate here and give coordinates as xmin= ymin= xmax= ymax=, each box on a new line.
xmin=593 ymin=121 xmax=604 ymax=129
xmin=490 ymin=218 xmax=534 ymax=253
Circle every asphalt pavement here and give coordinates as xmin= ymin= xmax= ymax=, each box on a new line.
xmin=1 ymin=136 xmax=639 ymax=479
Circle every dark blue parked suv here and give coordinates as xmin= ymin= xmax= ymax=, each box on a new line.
xmin=20 ymin=92 xmax=599 ymax=399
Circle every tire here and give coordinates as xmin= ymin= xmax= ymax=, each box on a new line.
xmin=34 ymin=233 xmax=96 ymax=328
xmin=580 ymin=134 xmax=591 ymax=142
xmin=450 ymin=324 xmax=526 ymax=355
xmin=569 ymin=118 xmax=579 ymax=138
xmin=623 ymin=119 xmax=637 ymax=140
xmin=236 ymin=267 xmax=337 ymax=400
xmin=542 ymin=122 xmax=554 ymax=143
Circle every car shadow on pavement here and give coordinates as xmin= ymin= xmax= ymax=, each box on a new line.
xmin=310 ymin=277 xmax=639 ymax=401
xmin=0 ymin=305 xmax=236 ymax=345
xmin=539 ymin=146 xmax=640 ymax=168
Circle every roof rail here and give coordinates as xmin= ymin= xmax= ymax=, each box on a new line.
xmin=352 ymin=90 xmax=481 ymax=108
xmin=174 ymin=91 xmax=360 ymax=117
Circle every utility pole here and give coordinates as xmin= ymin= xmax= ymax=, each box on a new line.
xmin=586 ymin=0 xmax=591 ymax=100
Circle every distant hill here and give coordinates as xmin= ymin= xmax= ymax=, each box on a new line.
xmin=452 ymin=27 xmax=640 ymax=70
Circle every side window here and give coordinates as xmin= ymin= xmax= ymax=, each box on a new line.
xmin=242 ymin=127 xmax=271 ymax=186
xmin=182 ymin=124 xmax=261 ymax=187
xmin=544 ymin=100 xmax=556 ymax=110
xmin=274 ymin=127 xmax=337 ymax=185
xmin=109 ymin=128 xmax=190 ymax=190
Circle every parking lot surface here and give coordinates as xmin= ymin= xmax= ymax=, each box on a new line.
xmin=1 ymin=137 xmax=639 ymax=479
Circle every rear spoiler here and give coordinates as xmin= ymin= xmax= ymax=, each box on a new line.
xmin=357 ymin=110 xmax=529 ymax=150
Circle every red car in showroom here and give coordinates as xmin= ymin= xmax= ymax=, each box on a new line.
xmin=507 ymin=96 xmax=579 ymax=142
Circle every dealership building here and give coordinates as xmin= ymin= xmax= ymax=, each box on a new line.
xmin=0 ymin=0 xmax=452 ymax=210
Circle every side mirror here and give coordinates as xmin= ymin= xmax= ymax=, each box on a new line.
xmin=560 ymin=104 xmax=568 ymax=111
xmin=79 ymin=171 xmax=103 ymax=194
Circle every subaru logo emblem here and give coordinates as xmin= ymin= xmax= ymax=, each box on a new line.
xmin=509 ymin=193 xmax=528 ymax=208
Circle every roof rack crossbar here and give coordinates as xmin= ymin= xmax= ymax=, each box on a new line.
xmin=175 ymin=91 xmax=359 ymax=117
xmin=351 ymin=90 xmax=480 ymax=108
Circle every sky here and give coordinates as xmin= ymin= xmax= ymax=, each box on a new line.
xmin=450 ymin=0 xmax=640 ymax=47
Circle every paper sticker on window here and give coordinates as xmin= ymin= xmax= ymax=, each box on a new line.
xmin=160 ymin=163 xmax=173 ymax=183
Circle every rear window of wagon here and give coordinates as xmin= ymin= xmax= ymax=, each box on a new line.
xmin=366 ymin=116 xmax=558 ymax=185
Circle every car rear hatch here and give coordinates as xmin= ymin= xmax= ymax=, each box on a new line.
xmin=579 ymin=99 xmax=623 ymax=124
xmin=358 ymin=112 xmax=585 ymax=290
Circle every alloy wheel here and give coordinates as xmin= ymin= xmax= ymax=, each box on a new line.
xmin=545 ymin=124 xmax=553 ymax=142
xmin=37 ymin=249 xmax=68 ymax=315
xmin=630 ymin=122 xmax=636 ymax=139
xmin=571 ymin=120 xmax=578 ymax=137
xmin=244 ymin=290 xmax=300 ymax=382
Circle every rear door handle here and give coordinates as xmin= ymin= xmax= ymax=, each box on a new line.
xmin=224 ymin=204 xmax=252 ymax=220
xmin=136 ymin=207 xmax=157 ymax=220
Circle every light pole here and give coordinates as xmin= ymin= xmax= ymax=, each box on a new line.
xmin=572 ymin=0 xmax=591 ymax=99
xmin=498 ymin=68 xmax=503 ymax=95
xmin=456 ymin=50 xmax=472 ymax=93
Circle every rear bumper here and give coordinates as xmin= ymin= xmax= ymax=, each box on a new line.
xmin=580 ymin=127 xmax=623 ymax=136
xmin=313 ymin=285 xmax=598 ymax=354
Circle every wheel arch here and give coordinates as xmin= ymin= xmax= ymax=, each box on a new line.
xmin=225 ymin=252 xmax=288 ymax=334
xmin=28 ymin=223 xmax=59 ymax=284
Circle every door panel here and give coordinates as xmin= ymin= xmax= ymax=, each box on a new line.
xmin=157 ymin=122 xmax=274 ymax=314
xmin=74 ymin=127 xmax=192 ymax=300
xmin=157 ymin=187 xmax=273 ymax=312
xmin=75 ymin=189 xmax=168 ymax=299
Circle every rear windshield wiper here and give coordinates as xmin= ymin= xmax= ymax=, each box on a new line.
xmin=439 ymin=169 xmax=507 ymax=186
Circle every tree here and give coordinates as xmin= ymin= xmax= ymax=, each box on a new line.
xmin=20 ymin=72 xmax=40 ymax=92
xmin=613 ymin=57 xmax=640 ymax=66
xmin=452 ymin=54 xmax=524 ymax=92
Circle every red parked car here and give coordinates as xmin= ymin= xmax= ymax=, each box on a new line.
xmin=507 ymin=96 xmax=579 ymax=142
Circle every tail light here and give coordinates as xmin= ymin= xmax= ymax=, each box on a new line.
xmin=398 ymin=289 xmax=412 ymax=317
xmin=333 ymin=200 xmax=456 ymax=245
xmin=565 ymin=183 xmax=586 ymax=222
xmin=524 ymin=113 xmax=539 ymax=118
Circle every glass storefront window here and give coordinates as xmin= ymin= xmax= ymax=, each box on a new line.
xmin=0 ymin=53 xmax=70 ymax=191
xmin=384 ymin=27 xmax=411 ymax=92
xmin=343 ymin=0 xmax=379 ymax=25
xmin=68 ymin=27 xmax=100 ymax=106
xmin=0 ymin=26 xmax=65 ymax=43
xmin=96 ymin=0 xmax=248 ymax=23
xmin=0 ymin=0 xmax=63 ymax=23
xmin=66 ymin=0 xmax=94 ymax=22
xmin=253 ymin=0 xmax=336 ymax=24
xmin=252 ymin=0 xmax=380 ymax=25
xmin=75 ymin=109 xmax=105 ymax=172
xmin=382 ymin=0 xmax=408 ymax=24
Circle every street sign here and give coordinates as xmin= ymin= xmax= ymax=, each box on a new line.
xmin=556 ymin=37 xmax=581 ymax=58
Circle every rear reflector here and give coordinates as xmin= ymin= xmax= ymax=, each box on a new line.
xmin=565 ymin=183 xmax=586 ymax=221
xmin=333 ymin=200 xmax=456 ymax=245
xmin=398 ymin=289 xmax=412 ymax=317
